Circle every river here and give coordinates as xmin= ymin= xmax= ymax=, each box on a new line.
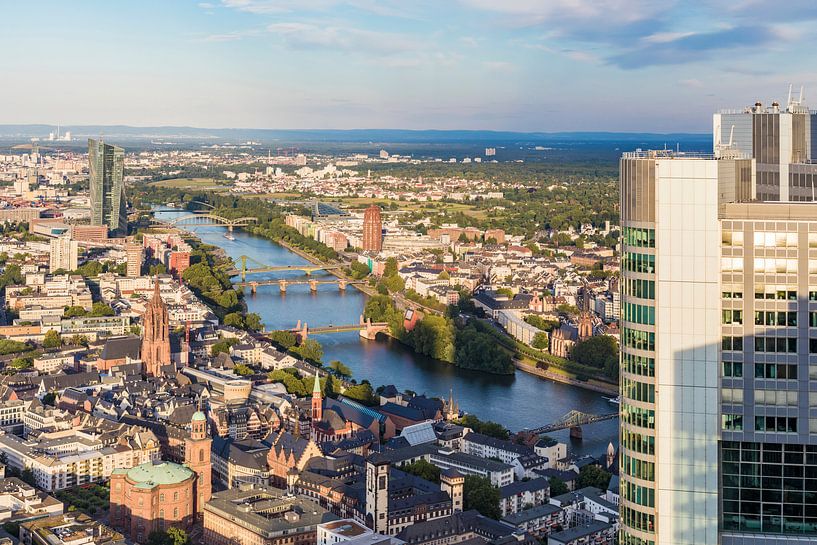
xmin=154 ymin=208 xmax=618 ymax=456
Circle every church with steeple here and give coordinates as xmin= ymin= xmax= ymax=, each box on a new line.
xmin=141 ymin=277 xmax=171 ymax=377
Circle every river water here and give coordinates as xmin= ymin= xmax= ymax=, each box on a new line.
xmin=155 ymin=209 xmax=618 ymax=456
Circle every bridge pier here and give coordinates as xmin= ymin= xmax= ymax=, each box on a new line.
xmin=279 ymin=280 xmax=287 ymax=293
xmin=309 ymin=280 xmax=318 ymax=292
xmin=338 ymin=280 xmax=347 ymax=291
xmin=570 ymin=426 xmax=583 ymax=440
xmin=250 ymin=282 xmax=258 ymax=294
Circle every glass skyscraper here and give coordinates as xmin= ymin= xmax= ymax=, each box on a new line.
xmin=88 ymin=138 xmax=126 ymax=234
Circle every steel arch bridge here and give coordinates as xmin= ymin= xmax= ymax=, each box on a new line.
xmin=164 ymin=213 xmax=257 ymax=232
xmin=525 ymin=410 xmax=619 ymax=435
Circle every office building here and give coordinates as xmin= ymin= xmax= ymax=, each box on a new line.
xmin=713 ymin=89 xmax=817 ymax=201
xmin=203 ymin=484 xmax=337 ymax=545
xmin=88 ymin=138 xmax=126 ymax=234
xmin=362 ymin=205 xmax=383 ymax=252
xmin=125 ymin=243 xmax=142 ymax=277
xmin=619 ymin=150 xmax=754 ymax=545
xmin=49 ymin=236 xmax=78 ymax=272
xmin=619 ymin=140 xmax=817 ymax=543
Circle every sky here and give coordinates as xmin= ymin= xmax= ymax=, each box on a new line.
xmin=2 ymin=0 xmax=817 ymax=132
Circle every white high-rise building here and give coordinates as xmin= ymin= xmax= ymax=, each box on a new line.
xmin=619 ymin=151 xmax=754 ymax=545
xmin=49 ymin=236 xmax=78 ymax=272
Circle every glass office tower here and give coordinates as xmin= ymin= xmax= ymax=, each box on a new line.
xmin=88 ymin=138 xmax=126 ymax=234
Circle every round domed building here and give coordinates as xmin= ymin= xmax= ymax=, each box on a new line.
xmin=110 ymin=411 xmax=212 ymax=542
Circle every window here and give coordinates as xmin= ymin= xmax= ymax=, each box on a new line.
xmin=625 ymin=278 xmax=655 ymax=299
xmin=622 ymin=227 xmax=656 ymax=248
xmin=754 ymin=311 xmax=796 ymax=326
xmin=722 ymin=361 xmax=743 ymax=378
xmin=754 ymin=363 xmax=798 ymax=380
xmin=753 ymin=337 xmax=797 ymax=353
xmin=722 ymin=257 xmax=744 ymax=272
xmin=754 ymin=416 xmax=797 ymax=433
xmin=755 ymin=390 xmax=798 ymax=406
xmin=722 ymin=336 xmax=744 ymax=351
xmin=722 ymin=310 xmax=743 ymax=325
xmin=623 ymin=328 xmax=655 ymax=351
xmin=173 ymin=507 xmax=179 ymax=518
xmin=722 ymin=230 xmax=744 ymax=247
xmin=623 ymin=252 xmax=656 ymax=274
xmin=722 ymin=388 xmax=744 ymax=404
xmin=624 ymin=302 xmax=655 ymax=325
xmin=159 ymin=493 xmax=165 ymax=502
xmin=174 ymin=492 xmax=179 ymax=501
xmin=722 ymin=414 xmax=744 ymax=431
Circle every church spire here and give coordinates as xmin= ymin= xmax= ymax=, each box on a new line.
xmin=311 ymin=373 xmax=322 ymax=425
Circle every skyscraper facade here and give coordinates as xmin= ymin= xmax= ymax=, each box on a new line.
xmin=88 ymin=138 xmax=126 ymax=234
xmin=713 ymin=92 xmax=817 ymax=201
xmin=619 ymin=151 xmax=754 ymax=545
xmin=362 ymin=205 xmax=383 ymax=252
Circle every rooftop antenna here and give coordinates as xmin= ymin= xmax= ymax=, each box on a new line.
xmin=787 ymin=84 xmax=793 ymax=108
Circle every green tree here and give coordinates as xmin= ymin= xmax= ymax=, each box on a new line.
xmin=455 ymin=414 xmax=509 ymax=440
xmin=384 ymin=257 xmax=398 ymax=276
xmin=223 ymin=312 xmax=244 ymax=328
xmin=9 ymin=357 xmax=32 ymax=370
xmin=401 ymin=460 xmax=441 ymax=483
xmin=571 ymin=335 xmax=619 ymax=372
xmin=329 ymin=360 xmax=352 ymax=379
xmin=577 ymin=464 xmax=613 ymax=490
xmin=323 ymin=373 xmax=338 ymax=399
xmin=63 ymin=305 xmax=88 ymax=318
xmin=245 ymin=312 xmax=264 ymax=331
xmin=408 ymin=315 xmax=455 ymax=363
xmin=148 ymin=263 xmax=168 ymax=276
xmin=524 ymin=315 xmax=559 ymax=332
xmin=293 ymin=339 xmax=323 ymax=364
xmin=343 ymin=382 xmax=378 ymax=406
xmin=43 ymin=329 xmax=61 ymax=349
xmin=454 ymin=324 xmax=514 ymax=374
xmin=42 ymin=392 xmax=57 ymax=406
xmin=463 ymin=475 xmax=501 ymax=519
xmin=211 ymin=338 xmax=238 ymax=357
xmin=532 ymin=332 xmax=549 ymax=350
xmin=267 ymin=369 xmax=308 ymax=396
xmin=549 ymin=477 xmax=568 ymax=497
xmin=496 ymin=287 xmax=513 ymax=298
xmin=89 ymin=302 xmax=115 ymax=317
xmin=233 ymin=363 xmax=253 ymax=376
xmin=350 ymin=261 xmax=371 ymax=279
xmin=438 ymin=270 xmax=450 ymax=280
xmin=269 ymin=330 xmax=296 ymax=349
xmin=0 ymin=339 xmax=30 ymax=355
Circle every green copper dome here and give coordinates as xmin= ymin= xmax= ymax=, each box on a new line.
xmin=192 ymin=410 xmax=207 ymax=422
xmin=126 ymin=462 xmax=194 ymax=489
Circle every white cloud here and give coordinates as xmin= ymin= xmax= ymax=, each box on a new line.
xmin=266 ymin=22 xmax=419 ymax=54
xmin=482 ymin=61 xmax=516 ymax=72
xmin=679 ymin=78 xmax=704 ymax=88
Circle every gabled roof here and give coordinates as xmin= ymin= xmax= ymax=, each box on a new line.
xmin=100 ymin=336 xmax=141 ymax=361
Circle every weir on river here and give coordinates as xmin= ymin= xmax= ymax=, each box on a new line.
xmin=154 ymin=208 xmax=618 ymax=456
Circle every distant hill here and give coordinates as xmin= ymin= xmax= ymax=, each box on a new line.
xmin=0 ymin=124 xmax=709 ymax=144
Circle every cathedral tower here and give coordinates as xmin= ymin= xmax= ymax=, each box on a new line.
xmin=141 ymin=277 xmax=171 ymax=377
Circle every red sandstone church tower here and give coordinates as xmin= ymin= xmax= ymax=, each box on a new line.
xmin=311 ymin=374 xmax=322 ymax=427
xmin=362 ymin=205 xmax=382 ymax=252
xmin=185 ymin=410 xmax=212 ymax=515
xmin=141 ymin=278 xmax=171 ymax=377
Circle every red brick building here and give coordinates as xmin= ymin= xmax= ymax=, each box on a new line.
xmin=110 ymin=411 xmax=212 ymax=543
xmin=362 ymin=205 xmax=382 ymax=252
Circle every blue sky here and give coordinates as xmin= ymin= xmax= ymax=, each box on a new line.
xmin=2 ymin=0 xmax=817 ymax=132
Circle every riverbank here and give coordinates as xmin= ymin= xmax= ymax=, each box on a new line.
xmin=513 ymin=359 xmax=618 ymax=396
